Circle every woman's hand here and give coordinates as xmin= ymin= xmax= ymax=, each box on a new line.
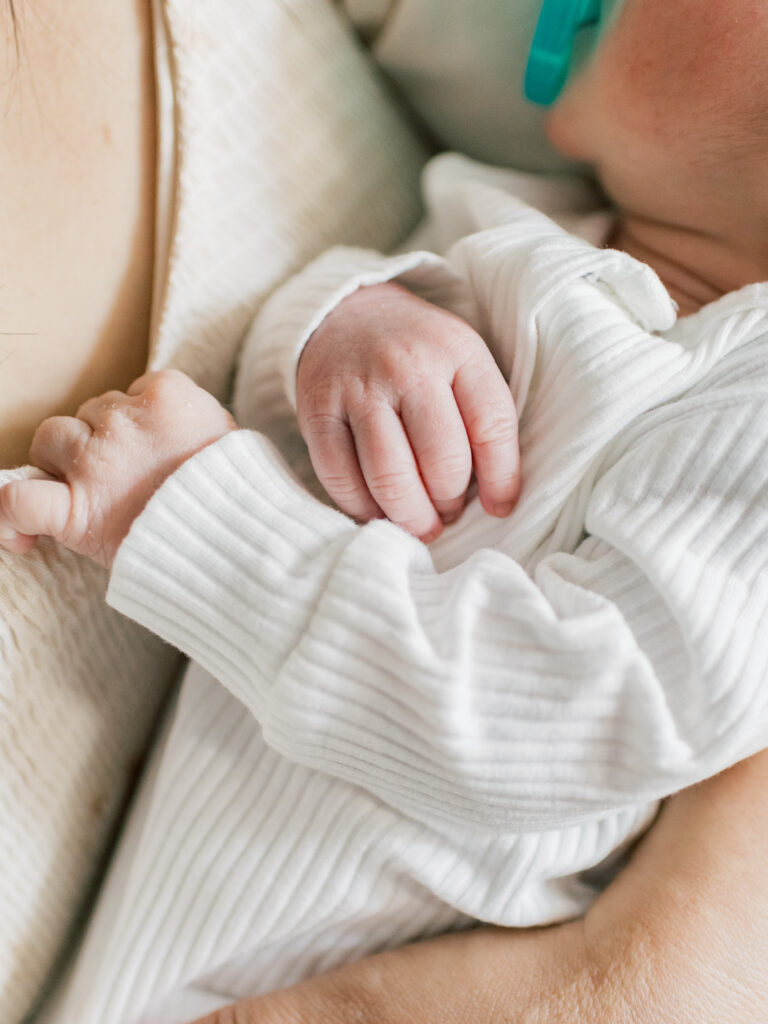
xmin=192 ymin=749 xmax=768 ymax=1023
xmin=0 ymin=370 xmax=236 ymax=569
xmin=296 ymin=281 xmax=520 ymax=542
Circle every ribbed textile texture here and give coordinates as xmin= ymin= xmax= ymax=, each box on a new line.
xmin=44 ymin=155 xmax=768 ymax=1023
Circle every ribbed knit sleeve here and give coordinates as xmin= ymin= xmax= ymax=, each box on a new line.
xmin=108 ymin=160 xmax=768 ymax=836
xmin=107 ymin=389 xmax=768 ymax=833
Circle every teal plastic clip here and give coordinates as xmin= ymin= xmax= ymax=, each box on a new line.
xmin=524 ymin=0 xmax=602 ymax=106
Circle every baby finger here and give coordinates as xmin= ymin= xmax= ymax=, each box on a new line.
xmin=302 ymin=411 xmax=381 ymax=522
xmin=0 ymin=479 xmax=72 ymax=548
xmin=399 ymin=382 xmax=471 ymax=525
xmin=454 ymin=361 xmax=520 ymax=518
xmin=350 ymin=400 xmax=442 ymax=542
xmin=29 ymin=416 xmax=94 ymax=481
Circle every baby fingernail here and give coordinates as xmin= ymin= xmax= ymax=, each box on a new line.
xmin=492 ymin=500 xmax=515 ymax=517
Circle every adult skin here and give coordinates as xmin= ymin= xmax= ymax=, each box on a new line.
xmin=0 ymin=0 xmax=155 ymax=468
xmin=547 ymin=0 xmax=768 ymax=312
xmin=193 ymin=747 xmax=768 ymax=1024
xmin=2 ymin=3 xmax=766 ymax=1022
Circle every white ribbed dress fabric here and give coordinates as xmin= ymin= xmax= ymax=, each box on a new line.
xmin=3 ymin=2 xmax=428 ymax=1020
xmin=46 ymin=155 xmax=768 ymax=1023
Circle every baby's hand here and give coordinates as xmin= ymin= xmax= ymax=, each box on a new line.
xmin=0 ymin=370 xmax=236 ymax=569
xmin=297 ymin=282 xmax=520 ymax=541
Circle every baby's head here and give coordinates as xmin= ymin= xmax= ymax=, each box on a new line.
xmin=545 ymin=0 xmax=768 ymax=310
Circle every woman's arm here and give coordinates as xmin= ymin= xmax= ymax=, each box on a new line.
xmin=193 ymin=746 xmax=768 ymax=1024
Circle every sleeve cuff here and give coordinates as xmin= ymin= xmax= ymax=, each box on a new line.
xmin=107 ymin=429 xmax=354 ymax=709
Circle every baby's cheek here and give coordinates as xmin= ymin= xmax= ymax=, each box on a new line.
xmin=608 ymin=0 xmax=768 ymax=138
xmin=549 ymin=0 xmax=768 ymax=168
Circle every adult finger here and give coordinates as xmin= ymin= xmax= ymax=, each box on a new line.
xmin=453 ymin=357 xmax=520 ymax=518
xmin=399 ymin=381 xmax=471 ymax=525
xmin=349 ymin=399 xmax=442 ymax=542
xmin=301 ymin=410 xmax=381 ymax=522
xmin=29 ymin=416 xmax=93 ymax=479
xmin=0 ymin=479 xmax=72 ymax=545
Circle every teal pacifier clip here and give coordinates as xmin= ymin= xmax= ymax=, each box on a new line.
xmin=524 ymin=0 xmax=602 ymax=105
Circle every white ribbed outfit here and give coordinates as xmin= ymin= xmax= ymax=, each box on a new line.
xmin=44 ymin=151 xmax=768 ymax=1024
xmin=13 ymin=2 xmax=768 ymax=1022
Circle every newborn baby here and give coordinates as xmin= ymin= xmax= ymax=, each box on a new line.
xmin=3 ymin=1 xmax=768 ymax=1020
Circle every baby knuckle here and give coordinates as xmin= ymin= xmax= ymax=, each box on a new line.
xmin=142 ymin=374 xmax=186 ymax=403
xmin=155 ymin=369 xmax=200 ymax=398
xmin=377 ymin=347 xmax=421 ymax=380
xmin=90 ymin=408 xmax=133 ymax=442
xmin=152 ymin=368 xmax=188 ymax=384
xmin=300 ymin=409 xmax=342 ymax=439
xmin=447 ymin=324 xmax=486 ymax=359
xmin=98 ymin=403 xmax=126 ymax=424
xmin=368 ymin=468 xmax=417 ymax=505
xmin=320 ymin=473 xmax=364 ymax=502
xmin=473 ymin=415 xmax=518 ymax=449
xmin=298 ymin=376 xmax=343 ymax=415
xmin=346 ymin=392 xmax=391 ymax=429
xmin=424 ymin=446 xmax=472 ymax=484
xmin=76 ymin=390 xmax=126 ymax=419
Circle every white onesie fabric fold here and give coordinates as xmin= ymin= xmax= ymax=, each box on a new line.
xmin=50 ymin=155 xmax=768 ymax=1023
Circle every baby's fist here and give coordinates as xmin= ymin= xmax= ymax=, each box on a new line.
xmin=297 ymin=282 xmax=520 ymax=542
xmin=0 ymin=370 xmax=236 ymax=568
